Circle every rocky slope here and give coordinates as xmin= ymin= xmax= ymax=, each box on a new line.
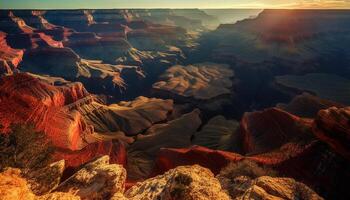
xmin=153 ymin=62 xmax=235 ymax=112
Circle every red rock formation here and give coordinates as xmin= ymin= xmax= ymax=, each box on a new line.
xmin=0 ymin=32 xmax=24 ymax=75
xmin=153 ymin=146 xmax=243 ymax=176
xmin=313 ymin=107 xmax=350 ymax=160
xmin=0 ymin=73 xmax=93 ymax=150
xmin=240 ymin=108 xmax=313 ymax=154
xmin=0 ymin=11 xmax=34 ymax=34
xmin=6 ymin=32 xmax=63 ymax=49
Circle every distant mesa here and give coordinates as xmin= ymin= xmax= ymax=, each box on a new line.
xmin=277 ymin=92 xmax=345 ymax=118
xmin=275 ymin=73 xmax=350 ymax=105
xmin=152 ymin=62 xmax=235 ymax=111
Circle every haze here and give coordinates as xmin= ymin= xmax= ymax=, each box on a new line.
xmin=2 ymin=0 xmax=350 ymax=9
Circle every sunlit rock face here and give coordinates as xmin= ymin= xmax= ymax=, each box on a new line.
xmin=55 ymin=156 xmax=126 ymax=200
xmin=0 ymin=73 xmax=94 ymax=150
xmin=218 ymin=174 xmax=323 ymax=200
xmin=152 ymin=63 xmax=235 ymax=112
xmin=0 ymin=32 xmax=23 ymax=75
xmin=0 ymin=168 xmax=80 ymax=200
xmin=125 ymin=165 xmax=230 ymax=200
xmin=19 ymin=46 xmax=145 ymax=97
xmin=74 ymin=96 xmax=174 ymax=136
xmin=0 ymin=11 xmax=34 ymax=34
xmin=153 ymin=63 xmax=233 ymax=100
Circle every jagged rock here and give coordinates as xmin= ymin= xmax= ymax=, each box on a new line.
xmin=0 ymin=73 xmax=94 ymax=151
xmin=0 ymin=168 xmax=80 ymax=200
xmin=75 ymin=96 xmax=173 ymax=136
xmin=129 ymin=109 xmax=201 ymax=156
xmin=0 ymin=31 xmax=23 ymax=75
xmin=55 ymin=156 xmax=126 ymax=200
xmin=193 ymin=115 xmax=239 ymax=151
xmin=127 ymin=109 xmax=202 ymax=179
xmin=218 ymin=175 xmax=323 ymax=200
xmin=125 ymin=165 xmax=230 ymax=200
xmin=313 ymin=106 xmax=350 ymax=159
xmin=240 ymin=108 xmax=313 ymax=154
xmin=25 ymin=160 xmax=65 ymax=195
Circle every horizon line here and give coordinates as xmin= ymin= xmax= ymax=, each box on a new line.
xmin=1 ymin=7 xmax=350 ymax=10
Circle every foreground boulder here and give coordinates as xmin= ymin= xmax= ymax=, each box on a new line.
xmin=25 ymin=160 xmax=65 ymax=195
xmin=125 ymin=165 xmax=230 ymax=200
xmin=0 ymin=168 xmax=79 ymax=200
xmin=219 ymin=175 xmax=323 ymax=200
xmin=55 ymin=156 xmax=126 ymax=200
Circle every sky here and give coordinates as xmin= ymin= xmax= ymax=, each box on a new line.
xmin=1 ymin=0 xmax=350 ymax=9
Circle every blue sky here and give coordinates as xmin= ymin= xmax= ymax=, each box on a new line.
xmin=1 ymin=0 xmax=350 ymax=9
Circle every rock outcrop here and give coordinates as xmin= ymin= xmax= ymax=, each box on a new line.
xmin=55 ymin=156 xmax=126 ymax=200
xmin=0 ymin=31 xmax=24 ymax=75
xmin=25 ymin=160 xmax=65 ymax=195
xmin=75 ymin=96 xmax=173 ymax=136
xmin=218 ymin=175 xmax=323 ymax=200
xmin=127 ymin=109 xmax=202 ymax=179
xmin=0 ymin=168 xmax=80 ymax=200
xmin=153 ymin=63 xmax=233 ymax=100
xmin=125 ymin=165 xmax=230 ymax=200
xmin=0 ymin=73 xmax=94 ymax=151
xmin=313 ymin=107 xmax=350 ymax=159
xmin=193 ymin=115 xmax=239 ymax=151
xmin=240 ymin=108 xmax=313 ymax=154
xmin=277 ymin=93 xmax=344 ymax=118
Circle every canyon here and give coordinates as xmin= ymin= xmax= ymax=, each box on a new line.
xmin=0 ymin=8 xmax=350 ymax=200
